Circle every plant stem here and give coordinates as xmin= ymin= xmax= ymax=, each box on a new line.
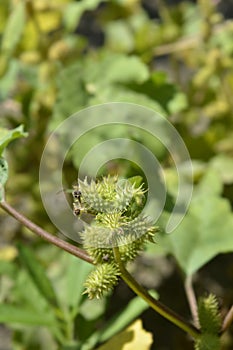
xmin=113 ymin=247 xmax=201 ymax=339
xmin=220 ymin=305 xmax=233 ymax=335
xmin=153 ymin=23 xmax=228 ymax=57
xmin=0 ymin=200 xmax=93 ymax=264
xmin=184 ymin=275 xmax=199 ymax=328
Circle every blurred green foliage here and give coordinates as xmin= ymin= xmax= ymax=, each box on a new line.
xmin=0 ymin=0 xmax=233 ymax=349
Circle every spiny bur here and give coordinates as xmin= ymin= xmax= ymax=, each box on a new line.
xmin=72 ymin=176 xmax=158 ymax=299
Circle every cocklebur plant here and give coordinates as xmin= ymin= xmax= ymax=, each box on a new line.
xmin=1 ymin=128 xmax=233 ymax=349
xmin=72 ymin=176 xmax=226 ymax=350
xmin=72 ymin=176 xmax=158 ymax=299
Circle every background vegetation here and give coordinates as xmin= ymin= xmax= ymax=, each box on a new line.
xmin=0 ymin=0 xmax=233 ymax=349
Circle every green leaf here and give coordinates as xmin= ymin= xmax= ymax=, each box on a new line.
xmin=1 ymin=1 xmax=26 ymax=56
xmin=194 ymin=169 xmax=223 ymax=197
xmin=82 ymin=292 xmax=157 ymax=350
xmin=149 ymin=171 xmax=233 ymax=275
xmin=88 ymin=85 xmax=165 ymax=115
xmin=0 ymin=59 xmax=20 ymax=99
xmin=79 ymin=298 xmax=106 ymax=321
xmin=0 ymin=304 xmax=57 ymax=326
xmin=209 ymin=154 xmax=233 ymax=184
xmin=0 ymin=260 xmax=15 ymax=276
xmin=85 ymin=53 xmax=149 ymax=87
xmin=51 ymin=53 xmax=152 ymax=127
xmin=0 ymin=157 xmax=8 ymax=201
xmin=65 ymin=255 xmax=94 ymax=311
xmin=64 ymin=0 xmax=106 ymax=31
xmin=50 ymin=252 xmax=94 ymax=315
xmin=98 ymin=292 xmax=158 ymax=343
xmin=18 ymin=244 xmax=58 ymax=307
xmin=105 ymin=20 xmax=134 ymax=53
xmin=51 ymin=62 xmax=89 ymax=127
xmin=127 ymin=71 xmax=179 ymax=113
xmin=0 ymin=125 xmax=28 ymax=156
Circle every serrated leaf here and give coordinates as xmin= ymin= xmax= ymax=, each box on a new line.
xmin=0 ymin=125 xmax=28 ymax=156
xmin=51 ymin=62 xmax=88 ymax=127
xmin=18 ymin=244 xmax=58 ymax=307
xmin=1 ymin=2 xmax=26 ymax=55
xmin=0 ymin=157 xmax=8 ymax=201
xmin=96 ymin=319 xmax=153 ymax=350
xmin=51 ymin=53 xmax=152 ymax=127
xmin=0 ymin=304 xmax=57 ymax=326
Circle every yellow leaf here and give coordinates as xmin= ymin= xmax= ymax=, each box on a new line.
xmin=35 ymin=11 xmax=61 ymax=33
xmin=0 ymin=245 xmax=18 ymax=261
xmin=96 ymin=319 xmax=153 ymax=350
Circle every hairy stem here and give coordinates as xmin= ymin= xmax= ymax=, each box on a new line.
xmin=0 ymin=200 xmax=93 ymax=264
xmin=113 ymin=247 xmax=201 ymax=339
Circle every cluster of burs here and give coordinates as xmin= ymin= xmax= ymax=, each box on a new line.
xmin=72 ymin=176 xmax=158 ymax=299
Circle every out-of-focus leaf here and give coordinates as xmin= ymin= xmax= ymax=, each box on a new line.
xmin=1 ymin=2 xmax=26 ymax=56
xmin=0 ymin=1 xmax=8 ymax=33
xmin=65 ymin=255 xmax=94 ymax=311
xmin=89 ymin=85 xmax=165 ymax=115
xmin=127 ymin=71 xmax=181 ymax=113
xmin=0 ymin=125 xmax=28 ymax=156
xmin=194 ymin=169 xmax=223 ymax=196
xmin=0 ymin=261 xmax=15 ymax=276
xmin=209 ymin=154 xmax=233 ymax=184
xmin=210 ymin=21 xmax=233 ymax=55
xmin=105 ymin=21 xmax=134 ymax=53
xmin=99 ymin=292 xmax=157 ymax=343
xmin=0 ymin=60 xmax=20 ymax=99
xmin=18 ymin=244 xmax=58 ymax=307
xmin=85 ymin=53 xmax=149 ymax=87
xmin=0 ymin=157 xmax=8 ymax=201
xmin=12 ymin=269 xmax=56 ymax=319
xmin=148 ymin=170 xmax=233 ymax=275
xmin=51 ymin=62 xmax=88 ymax=127
xmin=96 ymin=319 xmax=153 ymax=350
xmin=52 ymin=53 xmax=151 ymax=127
xmin=79 ymin=298 xmax=106 ymax=321
xmin=36 ymin=10 xmax=61 ymax=33
xmin=0 ymin=304 xmax=57 ymax=326
xmin=0 ymin=245 xmax=17 ymax=261
xmin=82 ymin=293 xmax=157 ymax=349
xmin=168 ymin=92 xmax=188 ymax=114
xmin=64 ymin=0 xmax=105 ymax=31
